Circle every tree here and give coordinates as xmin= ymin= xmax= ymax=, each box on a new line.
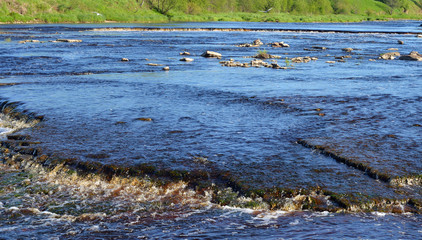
xmin=146 ymin=0 xmax=181 ymax=15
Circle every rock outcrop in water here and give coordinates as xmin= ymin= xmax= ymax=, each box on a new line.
xmin=379 ymin=52 xmax=401 ymax=60
xmin=201 ymin=51 xmax=222 ymax=58
xmin=237 ymin=39 xmax=263 ymax=47
xmin=399 ymin=51 xmax=422 ymax=61
xmin=220 ymin=59 xmax=288 ymax=69
xmin=270 ymin=42 xmax=290 ymax=48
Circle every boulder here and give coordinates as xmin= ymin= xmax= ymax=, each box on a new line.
xmin=398 ymin=40 xmax=404 ymax=45
xmin=271 ymin=42 xmax=290 ymax=48
xmin=399 ymin=51 xmax=422 ymax=61
xmin=121 ymin=58 xmax=129 ymax=62
xmin=342 ymin=48 xmax=354 ymax=52
xmin=253 ymin=39 xmax=263 ymax=46
xmin=201 ymin=51 xmax=222 ymax=58
xmin=180 ymin=52 xmax=190 ymax=55
xmin=162 ymin=66 xmax=170 ymax=71
xmin=254 ymin=52 xmax=281 ymax=59
xmin=379 ymin=52 xmax=400 ymax=60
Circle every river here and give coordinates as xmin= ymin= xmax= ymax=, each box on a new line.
xmin=1 ymin=21 xmax=422 ymax=239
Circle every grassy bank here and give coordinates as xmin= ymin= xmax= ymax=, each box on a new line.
xmin=0 ymin=0 xmax=421 ymax=23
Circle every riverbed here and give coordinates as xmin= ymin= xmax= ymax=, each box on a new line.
xmin=1 ymin=21 xmax=422 ymax=239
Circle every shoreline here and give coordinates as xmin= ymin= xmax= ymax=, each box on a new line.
xmin=1 ymin=13 xmax=422 ymax=25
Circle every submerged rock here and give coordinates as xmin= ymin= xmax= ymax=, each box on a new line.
xmin=379 ymin=52 xmax=400 ymax=60
xmin=201 ymin=51 xmax=222 ymax=58
xmin=121 ymin=58 xmax=129 ymax=62
xmin=399 ymin=51 xmax=422 ymax=61
xmin=162 ymin=66 xmax=170 ymax=71
xmin=180 ymin=51 xmax=191 ymax=55
xmin=147 ymin=63 xmax=163 ymax=66
xmin=342 ymin=48 xmax=354 ymax=53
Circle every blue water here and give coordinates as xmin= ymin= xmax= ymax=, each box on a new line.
xmin=1 ymin=21 xmax=422 ymax=238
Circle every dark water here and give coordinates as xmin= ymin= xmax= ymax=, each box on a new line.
xmin=1 ymin=21 xmax=422 ymax=238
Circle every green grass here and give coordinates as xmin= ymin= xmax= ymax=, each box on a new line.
xmin=0 ymin=0 xmax=421 ymax=23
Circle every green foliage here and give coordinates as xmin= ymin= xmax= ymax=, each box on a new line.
xmin=0 ymin=0 xmax=421 ymax=23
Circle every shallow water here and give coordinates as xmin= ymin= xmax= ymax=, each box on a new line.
xmin=1 ymin=21 xmax=422 ymax=238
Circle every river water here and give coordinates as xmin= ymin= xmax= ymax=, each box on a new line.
xmin=1 ymin=21 xmax=422 ymax=239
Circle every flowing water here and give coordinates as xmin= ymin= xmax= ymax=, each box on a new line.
xmin=1 ymin=21 xmax=422 ymax=239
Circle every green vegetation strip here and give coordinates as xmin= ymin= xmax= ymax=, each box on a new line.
xmin=1 ymin=0 xmax=422 ymax=23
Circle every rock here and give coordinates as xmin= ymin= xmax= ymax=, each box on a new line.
xmin=369 ymin=59 xmax=376 ymax=62
xmin=55 ymin=39 xmax=83 ymax=43
xmin=399 ymin=51 xmax=422 ymax=61
xmin=147 ymin=63 xmax=163 ymax=66
xmin=398 ymin=40 xmax=404 ymax=45
xmin=379 ymin=52 xmax=400 ymax=60
xmin=180 ymin=52 xmax=190 ymax=55
xmin=418 ymin=35 xmax=422 ymax=38
xmin=135 ymin=118 xmax=153 ymax=121
xmin=180 ymin=57 xmax=194 ymax=62
xmin=326 ymin=61 xmax=336 ymax=64
xmin=291 ymin=56 xmax=316 ymax=63
xmin=239 ymin=40 xmax=262 ymax=47
xmin=237 ymin=39 xmax=263 ymax=47
xmin=19 ymin=39 xmax=40 ymax=44
xmin=342 ymin=48 xmax=354 ymax=52
xmin=220 ymin=59 xmax=287 ymax=69
xmin=387 ymin=48 xmax=399 ymax=51
xmin=162 ymin=66 xmax=170 ymax=71
xmin=201 ymin=51 xmax=222 ymax=58
xmin=313 ymin=46 xmax=327 ymax=50
xmin=121 ymin=58 xmax=129 ymax=62
xmin=335 ymin=55 xmax=352 ymax=60
xmin=254 ymin=52 xmax=281 ymax=59
xmin=253 ymin=39 xmax=263 ymax=46
xmin=271 ymin=42 xmax=290 ymax=48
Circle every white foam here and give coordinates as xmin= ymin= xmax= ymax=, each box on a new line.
xmin=0 ymin=126 xmax=13 ymax=140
